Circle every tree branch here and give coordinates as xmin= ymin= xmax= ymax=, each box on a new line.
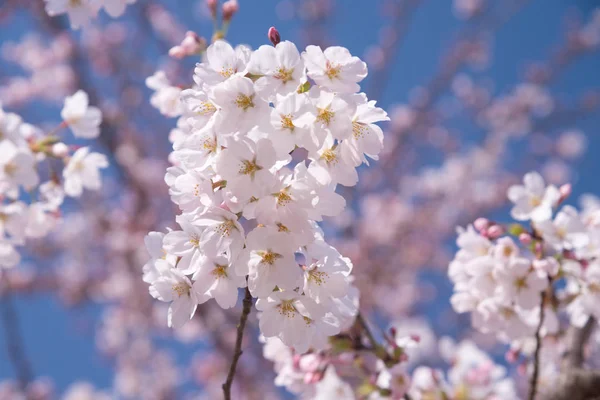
xmin=222 ymin=287 xmax=253 ymax=400
xmin=528 ymin=293 xmax=546 ymax=400
xmin=1 ymin=286 xmax=33 ymax=391
xmin=565 ymin=316 xmax=596 ymax=369
xmin=356 ymin=312 xmax=379 ymax=351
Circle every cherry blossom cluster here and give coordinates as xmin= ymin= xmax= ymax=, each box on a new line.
xmin=44 ymin=0 xmax=137 ymax=29
xmin=408 ymin=339 xmax=517 ymax=399
xmin=0 ymin=91 xmax=107 ymax=270
xmin=143 ymin=37 xmax=388 ymax=354
xmin=449 ymin=171 xmax=599 ymax=345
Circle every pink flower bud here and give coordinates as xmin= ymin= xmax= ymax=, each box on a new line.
xmin=222 ymin=0 xmax=238 ymax=22
xmin=410 ymin=334 xmax=421 ymax=343
xmin=168 ymin=45 xmax=186 ymax=59
xmin=51 ymin=142 xmax=69 ymax=158
xmin=505 ymin=349 xmax=519 ymax=363
xmin=559 ymin=183 xmax=572 ymax=203
xmin=268 ymin=26 xmax=281 ymax=46
xmin=487 ymin=225 xmax=504 ymax=239
xmin=518 ymin=232 xmax=532 ymax=245
xmin=206 ymin=0 xmax=217 ymax=17
xmin=181 ymin=32 xmax=206 ymax=54
xmin=473 ymin=218 xmax=489 ymax=232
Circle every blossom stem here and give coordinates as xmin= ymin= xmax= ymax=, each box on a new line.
xmin=356 ymin=312 xmax=379 ymax=350
xmin=222 ymin=286 xmax=253 ymax=400
xmin=528 ymin=293 xmax=546 ymax=400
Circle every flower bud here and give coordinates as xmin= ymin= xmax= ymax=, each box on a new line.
xmin=505 ymin=349 xmax=519 ymax=363
xmin=168 ymin=45 xmax=186 ymax=59
xmin=206 ymin=0 xmax=217 ymax=18
xmin=222 ymin=0 xmax=238 ymax=22
xmin=559 ymin=183 xmax=572 ymax=204
xmin=51 ymin=142 xmax=69 ymax=158
xmin=268 ymin=26 xmax=281 ymax=46
xmin=473 ymin=217 xmax=489 ymax=232
xmin=487 ymin=224 xmax=504 ymax=239
xmin=518 ymin=232 xmax=532 ymax=245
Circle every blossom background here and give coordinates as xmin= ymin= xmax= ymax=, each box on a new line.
xmin=1 ymin=0 xmax=600 ymax=398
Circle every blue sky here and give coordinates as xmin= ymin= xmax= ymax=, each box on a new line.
xmin=1 ymin=0 xmax=599 ymax=396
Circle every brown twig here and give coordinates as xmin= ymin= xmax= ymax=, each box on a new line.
xmin=528 ymin=293 xmax=546 ymax=400
xmin=222 ymin=286 xmax=253 ymax=400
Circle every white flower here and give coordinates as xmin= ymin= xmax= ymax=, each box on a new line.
xmin=191 ymin=206 xmax=245 ymax=259
xmin=310 ymin=88 xmax=355 ymax=142
xmin=194 ymin=40 xmax=250 ymax=87
xmin=62 ymin=147 xmax=108 ymax=197
xmin=308 ymin=135 xmax=358 ymax=187
xmin=192 ymin=254 xmax=246 ymax=309
xmin=0 ymin=107 xmax=25 ymax=145
xmin=268 ymin=92 xmax=317 ymax=157
xmin=148 ymin=260 xmax=207 ymax=328
xmin=253 ymin=167 xmax=315 ymax=235
xmin=215 ymin=138 xmax=278 ymax=202
xmin=162 ymin=214 xmax=205 ymax=275
xmin=44 ymin=0 xmax=101 ymax=29
xmin=165 ymin=167 xmax=216 ymax=212
xmin=302 ymin=242 xmax=352 ymax=303
xmin=143 ymin=231 xmax=175 ymax=284
xmin=61 ymin=90 xmax=102 ymax=139
xmin=0 ymin=201 xmax=27 ymax=243
xmin=536 ymin=205 xmax=589 ymax=251
xmin=234 ymin=227 xmax=302 ymax=298
xmin=248 ymin=41 xmax=306 ymax=99
xmin=495 ymin=257 xmax=547 ymax=309
xmin=302 ymin=45 xmax=368 ymax=93
xmin=0 ymin=140 xmax=39 ymax=196
xmin=507 ymin=171 xmax=560 ymax=222
xmin=211 ymin=75 xmax=269 ymax=133
xmin=172 ymin=125 xmax=220 ymax=171
xmin=314 ymin=367 xmax=355 ymax=400
xmin=146 ymin=71 xmax=183 ymax=117
xmin=339 ymin=94 xmax=389 ymax=166
xmin=180 ymin=88 xmax=218 ymax=128
xmin=256 ymin=290 xmax=324 ymax=353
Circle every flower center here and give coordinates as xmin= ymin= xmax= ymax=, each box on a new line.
xmin=275 ymin=67 xmax=294 ymax=83
xmin=239 ymin=159 xmax=262 ymax=178
xmin=220 ymin=67 xmax=235 ymax=78
xmin=215 ymin=218 xmax=237 ymax=237
xmin=197 ymin=101 xmax=216 ymax=115
xmin=308 ymin=270 xmax=329 ymax=285
xmin=317 ymin=107 xmax=334 ymax=125
xmin=280 ymin=114 xmax=295 ymax=131
xmin=352 ymin=121 xmax=368 ymax=139
xmin=275 ymin=188 xmax=292 ymax=206
xmin=202 ymin=137 xmax=217 ymax=153
xmin=529 ymin=196 xmax=542 ymax=207
xmin=321 ymin=149 xmax=338 ymax=166
xmin=277 ymin=300 xmax=297 ymax=318
xmin=189 ymin=235 xmax=200 ymax=247
xmin=258 ymin=250 xmax=282 ymax=266
xmin=235 ymin=94 xmax=255 ymax=111
xmin=325 ymin=61 xmax=341 ymax=80
xmin=172 ymin=283 xmax=190 ymax=297
xmin=276 ymin=223 xmax=289 ymax=232
xmin=3 ymin=163 xmax=17 ymax=176
xmin=211 ymin=264 xmax=228 ymax=279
